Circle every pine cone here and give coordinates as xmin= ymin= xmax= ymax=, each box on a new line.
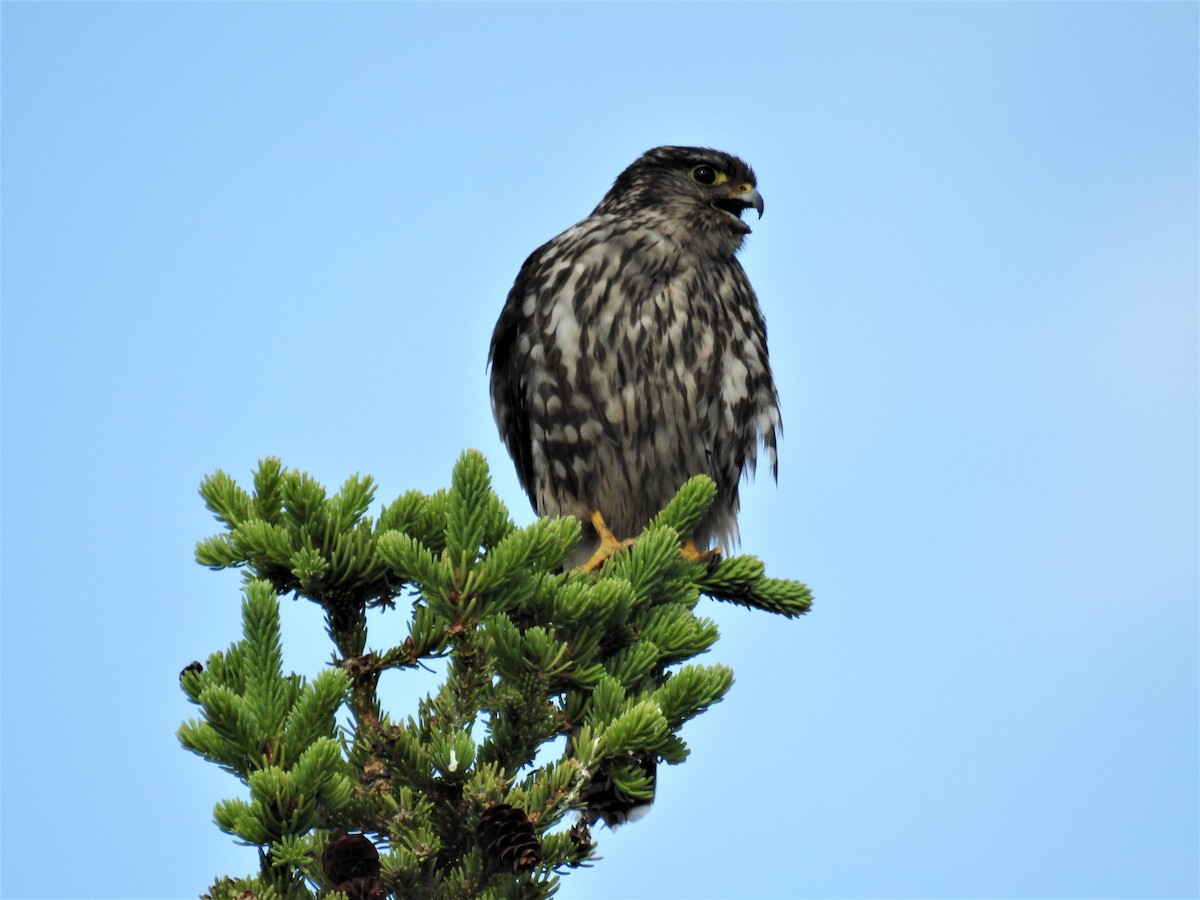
xmin=476 ymin=803 xmax=541 ymax=874
xmin=323 ymin=832 xmax=381 ymax=883
xmin=567 ymin=818 xmax=595 ymax=867
xmin=332 ymin=876 xmax=387 ymax=900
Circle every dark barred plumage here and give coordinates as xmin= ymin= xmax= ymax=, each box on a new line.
xmin=490 ymin=145 xmax=780 ymax=561
xmin=488 ymin=146 xmax=781 ymax=826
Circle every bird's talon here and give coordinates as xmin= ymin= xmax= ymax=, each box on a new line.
xmin=575 ymin=511 xmax=632 ymax=572
xmin=681 ymin=539 xmax=721 ymax=568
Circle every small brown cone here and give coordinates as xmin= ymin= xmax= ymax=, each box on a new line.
xmin=476 ymin=803 xmax=541 ymax=874
xmin=567 ymin=818 xmax=595 ymax=867
xmin=323 ymin=832 xmax=381 ymax=884
xmin=332 ymin=876 xmax=387 ymax=900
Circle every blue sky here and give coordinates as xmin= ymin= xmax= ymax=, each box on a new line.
xmin=2 ymin=3 xmax=1196 ymax=898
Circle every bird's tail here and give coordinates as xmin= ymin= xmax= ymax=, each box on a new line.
xmin=580 ymin=753 xmax=656 ymax=829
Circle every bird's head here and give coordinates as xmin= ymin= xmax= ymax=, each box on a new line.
xmin=594 ymin=146 xmax=764 ymax=251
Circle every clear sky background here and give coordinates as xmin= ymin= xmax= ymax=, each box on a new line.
xmin=2 ymin=3 xmax=1196 ymax=899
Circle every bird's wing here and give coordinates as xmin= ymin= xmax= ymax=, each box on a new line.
xmin=487 ymin=246 xmax=547 ymax=509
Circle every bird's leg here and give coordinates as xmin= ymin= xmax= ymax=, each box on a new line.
xmin=576 ymin=510 xmax=633 ymax=572
xmin=681 ymin=538 xmax=722 ymax=566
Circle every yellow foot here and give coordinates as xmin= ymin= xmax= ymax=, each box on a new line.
xmin=576 ymin=510 xmax=633 ymax=572
xmin=681 ymin=538 xmax=722 ymax=567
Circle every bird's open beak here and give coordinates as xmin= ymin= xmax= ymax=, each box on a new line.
xmin=713 ymin=184 xmax=765 ymax=233
xmin=737 ymin=186 xmax=765 ymax=219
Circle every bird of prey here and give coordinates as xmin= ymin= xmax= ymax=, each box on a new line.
xmin=489 ymin=146 xmax=780 ymax=572
xmin=487 ymin=147 xmax=780 ymax=827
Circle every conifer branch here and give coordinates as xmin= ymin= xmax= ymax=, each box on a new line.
xmin=183 ymin=450 xmax=811 ymax=897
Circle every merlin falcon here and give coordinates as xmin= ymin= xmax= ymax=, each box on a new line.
xmin=488 ymin=146 xmax=781 ymax=573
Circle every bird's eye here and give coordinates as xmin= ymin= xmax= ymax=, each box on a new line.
xmin=691 ymin=165 xmax=718 ymax=185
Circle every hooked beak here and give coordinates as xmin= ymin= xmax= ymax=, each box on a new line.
xmin=713 ymin=184 xmax=765 ymax=233
xmin=738 ymin=186 xmax=765 ymax=219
